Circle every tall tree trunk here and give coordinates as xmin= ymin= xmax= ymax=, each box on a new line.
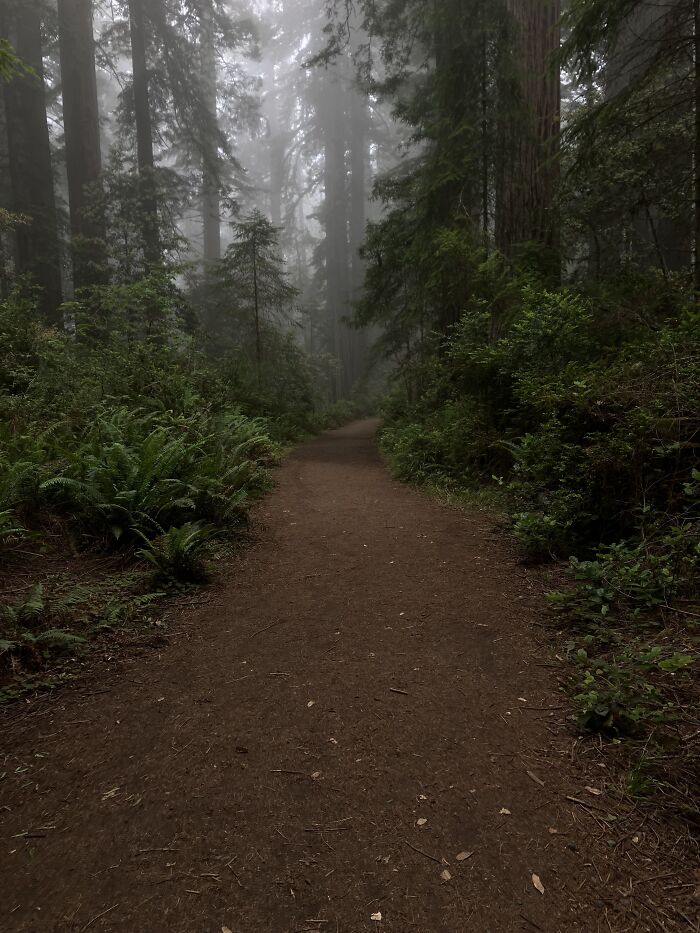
xmin=481 ymin=11 xmax=490 ymax=248
xmin=496 ymin=0 xmax=561 ymax=276
xmin=694 ymin=0 xmax=700 ymax=298
xmin=57 ymin=0 xmax=105 ymax=289
xmin=264 ymin=57 xmax=285 ymax=228
xmin=0 ymin=83 xmax=16 ymax=299
xmin=128 ymin=0 xmax=159 ymax=266
xmin=1 ymin=0 xmax=63 ymax=323
xmin=349 ymin=83 xmax=368 ymax=387
xmin=200 ymin=0 xmax=220 ymax=263
xmin=252 ymin=234 xmax=261 ymax=381
xmin=320 ymin=71 xmax=350 ymax=400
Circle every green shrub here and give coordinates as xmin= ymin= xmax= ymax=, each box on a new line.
xmin=138 ymin=522 xmax=215 ymax=583
xmin=0 ymin=585 xmax=85 ymax=670
xmin=0 ymin=509 xmax=27 ymax=555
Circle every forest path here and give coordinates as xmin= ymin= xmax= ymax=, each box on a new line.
xmin=1 ymin=421 xmax=641 ymax=932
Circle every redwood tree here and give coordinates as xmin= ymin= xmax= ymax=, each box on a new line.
xmin=57 ymin=0 xmax=105 ymax=288
xmin=1 ymin=0 xmax=62 ymax=322
xmin=496 ymin=0 xmax=561 ymax=272
xmin=200 ymin=0 xmax=220 ymax=263
xmin=128 ymin=0 xmax=159 ymax=265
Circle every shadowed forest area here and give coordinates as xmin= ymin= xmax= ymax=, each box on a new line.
xmin=0 ymin=0 xmax=699 ymax=930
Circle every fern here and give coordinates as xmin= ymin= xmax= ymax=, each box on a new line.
xmin=138 ymin=522 xmax=215 ymax=583
xmin=0 ymin=508 xmax=27 ymax=548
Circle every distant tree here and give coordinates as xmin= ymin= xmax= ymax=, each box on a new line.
xmin=198 ymin=0 xmax=221 ymax=263
xmin=89 ymin=146 xmax=184 ymax=283
xmin=314 ymin=67 xmax=351 ymax=399
xmin=219 ymin=209 xmax=298 ymax=377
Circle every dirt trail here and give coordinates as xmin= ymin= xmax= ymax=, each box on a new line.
xmin=0 ymin=421 xmax=666 ymax=932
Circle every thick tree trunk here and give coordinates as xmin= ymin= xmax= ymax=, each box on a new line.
xmin=200 ymin=0 xmax=220 ymax=263
xmin=57 ymin=0 xmax=105 ymax=289
xmin=1 ymin=0 xmax=63 ymax=323
xmin=694 ymin=0 xmax=700 ymax=297
xmin=496 ymin=0 xmax=561 ymax=275
xmin=128 ymin=0 xmax=159 ymax=266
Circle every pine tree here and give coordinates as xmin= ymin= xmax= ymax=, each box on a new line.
xmin=219 ymin=209 xmax=298 ymax=377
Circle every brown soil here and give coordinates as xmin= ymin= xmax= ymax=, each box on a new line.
xmin=0 ymin=420 xmax=695 ymax=932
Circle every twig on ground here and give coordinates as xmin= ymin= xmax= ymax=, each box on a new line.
xmin=80 ymin=903 xmax=119 ymax=931
xmin=404 ymin=839 xmax=441 ymax=864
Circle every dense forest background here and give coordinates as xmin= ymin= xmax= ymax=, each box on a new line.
xmin=0 ymin=0 xmax=698 ymax=800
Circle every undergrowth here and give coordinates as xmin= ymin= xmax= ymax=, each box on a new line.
xmin=0 ymin=277 xmax=366 ymax=696
xmin=380 ymin=274 xmax=699 ymax=813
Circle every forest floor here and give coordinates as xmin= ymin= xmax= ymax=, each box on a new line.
xmin=1 ymin=420 xmax=696 ymax=933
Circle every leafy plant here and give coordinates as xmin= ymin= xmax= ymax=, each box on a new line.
xmin=137 ymin=522 xmax=215 ymax=583
xmin=0 ymin=585 xmax=85 ymax=669
xmin=0 ymin=508 xmax=27 ymax=554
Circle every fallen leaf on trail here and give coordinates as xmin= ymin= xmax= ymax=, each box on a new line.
xmin=585 ymin=786 xmax=603 ymax=796
xmin=370 ymin=912 xmax=382 ymax=922
xmin=548 ymin=828 xmax=559 ymax=835
xmin=329 ymin=738 xmax=338 ymax=745
xmin=440 ymin=869 xmax=452 ymax=881
xmin=222 ymin=927 xmax=233 ymax=933
xmin=499 ymin=808 xmax=511 ymax=815
xmin=416 ymin=818 xmax=427 ymax=826
xmin=307 ymin=701 xmax=315 ymax=708
xmin=311 ymin=771 xmax=321 ymax=780
xmin=456 ymin=851 xmax=473 ymax=861
xmin=532 ymin=874 xmax=545 ymax=895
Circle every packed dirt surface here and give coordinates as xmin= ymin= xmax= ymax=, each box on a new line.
xmin=0 ymin=421 xmax=690 ymax=932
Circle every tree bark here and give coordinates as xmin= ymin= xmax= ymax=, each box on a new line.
xmin=496 ymin=0 xmax=561 ymax=276
xmin=57 ymin=0 xmax=105 ymax=289
xmin=1 ymin=0 xmax=63 ymax=323
xmin=694 ymin=0 xmax=700 ymax=298
xmin=128 ymin=0 xmax=159 ymax=266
